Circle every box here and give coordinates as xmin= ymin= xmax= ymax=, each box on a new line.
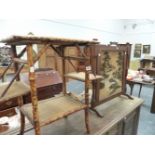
xmin=21 ymin=68 xmax=63 ymax=103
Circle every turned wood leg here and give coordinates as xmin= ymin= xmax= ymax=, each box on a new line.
xmin=19 ymin=112 xmax=25 ymax=135
xmin=84 ymin=108 xmax=90 ymax=134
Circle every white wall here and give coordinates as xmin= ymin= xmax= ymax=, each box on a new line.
xmin=122 ymin=19 xmax=155 ymax=60
xmin=0 ymin=19 xmax=124 ymax=45
xmin=0 ymin=19 xmax=125 ymax=68
xmin=2 ymin=19 xmax=155 ymax=62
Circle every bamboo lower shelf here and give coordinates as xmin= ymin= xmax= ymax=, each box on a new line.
xmin=20 ymin=95 xmax=87 ymax=127
xmin=0 ymin=96 xmax=143 ymax=135
xmin=0 ymin=81 xmax=30 ymax=103
xmin=65 ymin=72 xmax=103 ymax=81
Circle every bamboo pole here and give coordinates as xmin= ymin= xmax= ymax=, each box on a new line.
xmin=33 ymin=44 xmax=50 ymax=64
xmin=26 ymin=44 xmax=40 ymax=135
xmin=62 ymin=47 xmax=67 ymax=94
xmin=17 ymin=47 xmax=26 ymax=58
xmin=11 ymin=45 xmax=20 ymax=81
xmin=0 ymin=60 xmax=13 ymax=82
xmin=85 ymin=66 xmax=90 ymax=134
xmin=0 ymin=64 xmax=24 ymax=98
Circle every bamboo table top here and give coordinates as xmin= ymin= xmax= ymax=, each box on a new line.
xmin=0 ymin=35 xmax=99 ymax=45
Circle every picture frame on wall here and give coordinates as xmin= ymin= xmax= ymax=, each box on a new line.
xmin=134 ymin=44 xmax=142 ymax=58
xmin=143 ymin=45 xmax=151 ymax=54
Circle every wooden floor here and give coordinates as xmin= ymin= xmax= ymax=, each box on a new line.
xmin=0 ymin=95 xmax=143 ymax=135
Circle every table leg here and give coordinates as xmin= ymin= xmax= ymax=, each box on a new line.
xmin=138 ymin=84 xmax=142 ymax=97
xmin=150 ymin=84 xmax=155 ymax=113
xmin=128 ymin=83 xmax=134 ymax=95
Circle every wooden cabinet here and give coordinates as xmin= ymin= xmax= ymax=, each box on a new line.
xmin=139 ymin=58 xmax=155 ymax=76
xmin=105 ymin=108 xmax=140 ymax=135
xmin=122 ymin=110 xmax=139 ymax=135
xmin=140 ymin=58 xmax=155 ymax=68
xmin=105 ymin=122 xmax=123 ymax=135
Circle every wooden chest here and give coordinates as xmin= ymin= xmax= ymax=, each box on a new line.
xmin=21 ymin=68 xmax=63 ymax=103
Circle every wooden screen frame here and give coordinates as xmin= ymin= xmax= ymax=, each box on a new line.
xmin=87 ymin=45 xmax=127 ymax=108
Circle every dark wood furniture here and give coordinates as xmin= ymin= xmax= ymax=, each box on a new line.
xmin=1 ymin=96 xmax=143 ymax=135
xmin=139 ymin=58 xmax=155 ymax=76
xmin=127 ymin=79 xmax=155 ymax=113
xmin=21 ymin=69 xmax=63 ymax=102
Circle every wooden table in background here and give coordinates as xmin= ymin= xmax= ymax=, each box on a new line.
xmin=127 ymin=79 xmax=155 ymax=113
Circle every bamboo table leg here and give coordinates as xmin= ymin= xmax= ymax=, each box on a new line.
xmin=27 ymin=44 xmax=40 ymax=135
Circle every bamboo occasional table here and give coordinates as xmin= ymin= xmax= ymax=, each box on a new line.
xmin=0 ymin=35 xmax=100 ymax=135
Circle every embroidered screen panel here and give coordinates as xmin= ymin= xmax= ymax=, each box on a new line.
xmin=99 ymin=50 xmax=125 ymax=101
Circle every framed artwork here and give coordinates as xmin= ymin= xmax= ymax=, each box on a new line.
xmin=143 ymin=45 xmax=151 ymax=54
xmin=134 ymin=44 xmax=142 ymax=58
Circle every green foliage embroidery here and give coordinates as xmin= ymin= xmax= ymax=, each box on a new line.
xmin=101 ymin=51 xmax=114 ymax=79
xmin=112 ymin=52 xmax=123 ymax=80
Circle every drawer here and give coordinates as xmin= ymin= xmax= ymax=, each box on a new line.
xmin=0 ymin=107 xmax=16 ymax=117
xmin=0 ymin=98 xmax=18 ymax=111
